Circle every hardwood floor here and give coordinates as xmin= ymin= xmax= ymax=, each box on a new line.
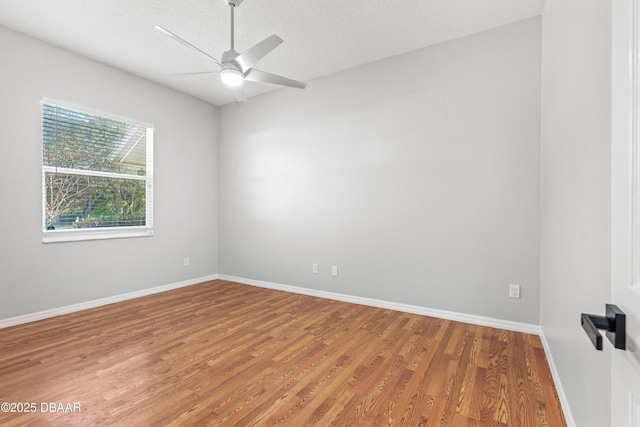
xmin=0 ymin=280 xmax=566 ymax=426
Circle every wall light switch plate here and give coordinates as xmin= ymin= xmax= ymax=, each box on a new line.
xmin=509 ymin=284 xmax=520 ymax=299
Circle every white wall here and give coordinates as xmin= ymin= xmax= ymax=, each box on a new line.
xmin=0 ymin=26 xmax=218 ymax=318
xmin=219 ymin=18 xmax=542 ymax=324
xmin=540 ymin=0 xmax=612 ymax=426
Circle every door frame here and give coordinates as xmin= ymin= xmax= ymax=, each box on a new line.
xmin=611 ymin=0 xmax=640 ymax=425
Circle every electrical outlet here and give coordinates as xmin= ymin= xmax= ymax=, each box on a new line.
xmin=312 ymin=263 xmax=319 ymax=274
xmin=331 ymin=266 xmax=338 ymax=277
xmin=184 ymin=257 xmax=190 ymax=267
xmin=509 ymin=284 xmax=520 ymax=299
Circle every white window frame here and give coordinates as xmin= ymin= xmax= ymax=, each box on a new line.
xmin=41 ymin=98 xmax=154 ymax=243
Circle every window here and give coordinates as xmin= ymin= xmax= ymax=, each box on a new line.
xmin=42 ymin=99 xmax=153 ymax=242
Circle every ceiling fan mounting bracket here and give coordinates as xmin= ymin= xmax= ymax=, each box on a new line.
xmin=222 ymin=0 xmax=244 ymax=7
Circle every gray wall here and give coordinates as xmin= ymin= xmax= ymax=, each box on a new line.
xmin=540 ymin=0 xmax=612 ymax=426
xmin=219 ymin=18 xmax=542 ymax=324
xmin=0 ymin=26 xmax=219 ymax=318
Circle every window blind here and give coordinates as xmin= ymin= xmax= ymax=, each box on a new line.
xmin=42 ymin=100 xmax=153 ymax=242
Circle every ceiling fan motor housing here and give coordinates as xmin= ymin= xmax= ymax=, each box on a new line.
xmin=220 ymin=49 xmax=243 ymax=86
xmin=221 ymin=49 xmax=242 ymax=71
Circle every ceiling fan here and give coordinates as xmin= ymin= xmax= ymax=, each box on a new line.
xmin=154 ymin=0 xmax=306 ymax=102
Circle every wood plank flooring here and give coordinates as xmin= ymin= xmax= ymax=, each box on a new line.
xmin=0 ymin=280 xmax=566 ymax=426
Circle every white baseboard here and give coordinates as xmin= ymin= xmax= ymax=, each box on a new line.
xmin=217 ymin=274 xmax=541 ymax=335
xmin=538 ymin=329 xmax=576 ymax=427
xmin=0 ymin=274 xmax=219 ymax=330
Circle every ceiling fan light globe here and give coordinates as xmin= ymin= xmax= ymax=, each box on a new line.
xmin=221 ymin=68 xmax=244 ymax=86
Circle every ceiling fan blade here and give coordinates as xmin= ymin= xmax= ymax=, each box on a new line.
xmin=232 ymin=85 xmax=246 ymax=102
xmin=153 ymin=25 xmax=223 ymax=67
xmin=234 ymin=35 xmax=283 ymax=73
xmin=167 ymin=71 xmax=220 ymax=77
xmin=244 ymin=69 xmax=307 ymax=89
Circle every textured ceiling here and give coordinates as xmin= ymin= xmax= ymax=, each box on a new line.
xmin=0 ymin=0 xmax=544 ymax=106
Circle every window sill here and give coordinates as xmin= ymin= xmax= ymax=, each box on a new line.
xmin=42 ymin=227 xmax=153 ymax=243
